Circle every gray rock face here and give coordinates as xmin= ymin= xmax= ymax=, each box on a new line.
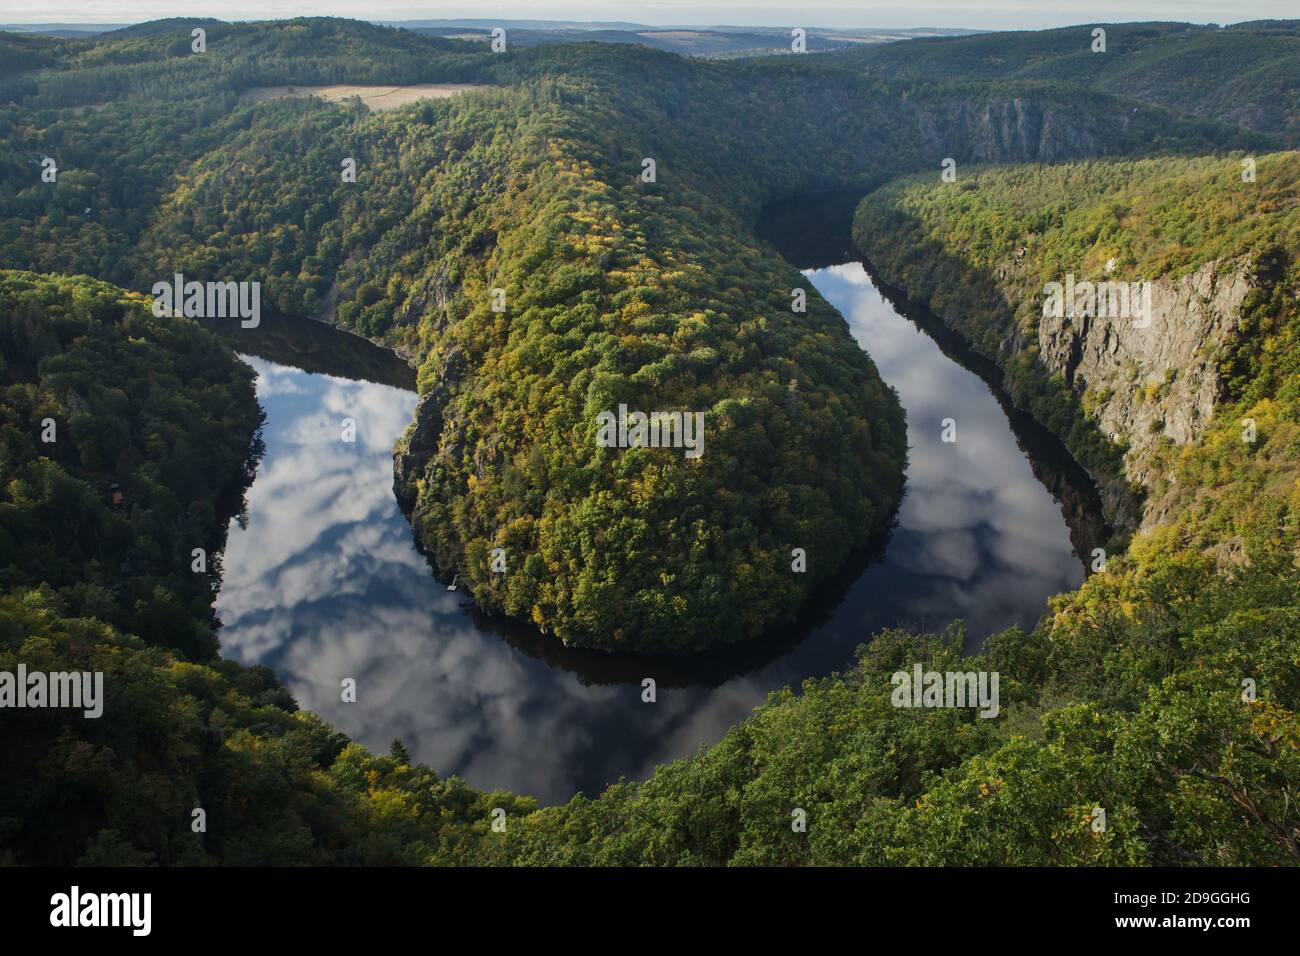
xmin=1036 ymin=258 xmax=1252 ymax=526
xmin=918 ymin=97 xmax=1155 ymax=165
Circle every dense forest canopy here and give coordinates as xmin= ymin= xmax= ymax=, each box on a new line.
xmin=1 ymin=16 xmax=1298 ymax=865
xmin=0 ymin=271 xmax=262 ymax=659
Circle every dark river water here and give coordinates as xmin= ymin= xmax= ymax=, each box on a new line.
xmin=209 ymin=195 xmax=1106 ymax=804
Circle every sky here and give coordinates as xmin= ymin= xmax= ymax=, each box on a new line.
xmin=0 ymin=1 xmax=1294 ymax=30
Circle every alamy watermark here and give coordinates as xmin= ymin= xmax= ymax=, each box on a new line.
xmin=595 ymin=404 xmax=704 ymax=459
xmin=1043 ymin=273 xmax=1151 ymax=329
xmin=1 ymin=665 xmax=103 ymax=718
xmin=891 ymin=664 xmax=1000 ymax=718
xmin=152 ymin=273 xmax=260 ymax=328
xmin=50 ymin=886 xmax=150 ymax=936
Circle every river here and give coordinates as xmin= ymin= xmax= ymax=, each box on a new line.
xmin=206 ymin=194 xmax=1106 ymax=804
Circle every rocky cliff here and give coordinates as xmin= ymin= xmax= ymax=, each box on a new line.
xmin=919 ymin=96 xmax=1175 ymax=165
xmin=1037 ymin=259 xmax=1252 ymax=530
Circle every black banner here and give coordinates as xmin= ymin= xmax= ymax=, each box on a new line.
xmin=0 ymin=866 xmax=1288 ymax=941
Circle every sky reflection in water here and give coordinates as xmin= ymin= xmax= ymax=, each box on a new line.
xmin=216 ymin=263 xmax=1086 ymax=804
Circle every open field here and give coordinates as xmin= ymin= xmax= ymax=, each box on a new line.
xmin=240 ymin=83 xmax=489 ymax=111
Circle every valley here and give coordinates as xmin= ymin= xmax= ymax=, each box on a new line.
xmin=0 ymin=15 xmax=1297 ymax=867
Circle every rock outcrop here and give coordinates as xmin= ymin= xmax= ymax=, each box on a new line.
xmin=1037 ymin=259 xmax=1252 ymax=529
xmin=917 ymin=96 xmax=1183 ymax=165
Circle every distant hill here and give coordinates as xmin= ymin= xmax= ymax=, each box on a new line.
xmin=0 ymin=23 xmax=127 ymax=36
xmin=392 ymin=20 xmax=982 ymax=58
xmin=826 ymin=20 xmax=1300 ymax=142
xmin=3 ymin=17 xmax=981 ymax=58
xmin=0 ymin=18 xmax=485 ymax=106
xmin=97 ymin=17 xmax=226 ymax=38
xmin=405 ymin=25 xmax=860 ymax=57
xmin=0 ymin=32 xmax=61 ymax=76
